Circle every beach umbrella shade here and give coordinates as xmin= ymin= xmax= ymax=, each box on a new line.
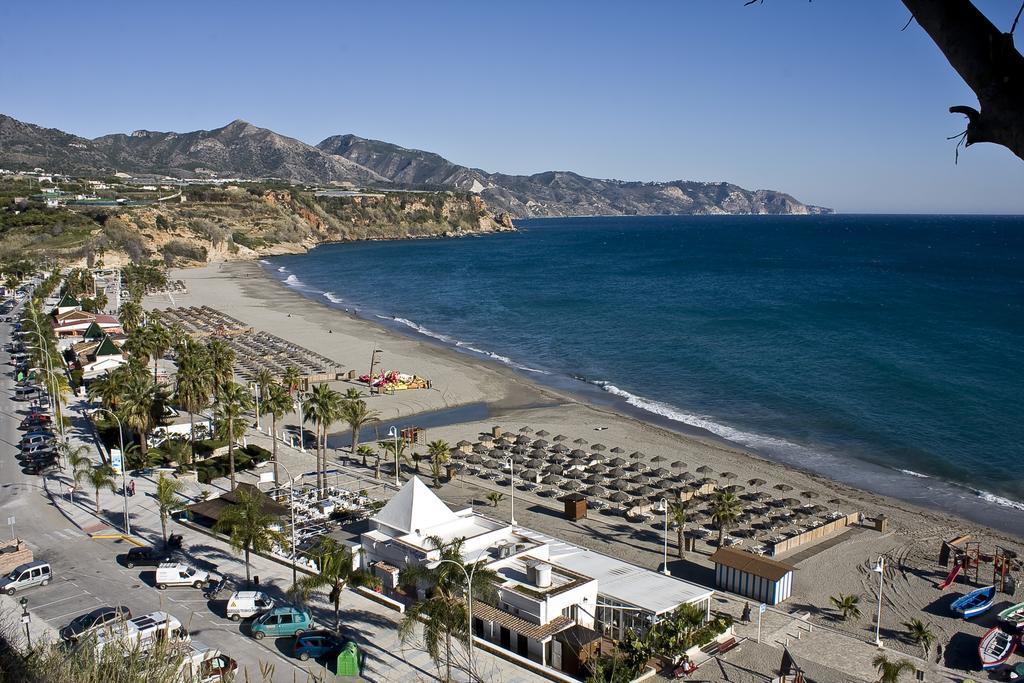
xmin=629 ymin=451 xmax=646 ymax=462
xmin=566 ymin=468 xmax=586 ymax=480
xmin=631 ymin=472 xmax=651 ymax=484
xmin=773 ymin=483 xmax=794 ymax=492
xmin=720 ymin=471 xmax=738 ymax=481
xmin=828 ymin=497 xmax=844 ymax=505
xmin=608 ymin=457 xmax=627 ymax=467
xmin=610 ymin=479 xmax=632 ymax=491
xmin=610 ymin=446 xmax=625 ymax=454
xmin=585 ymin=474 xmax=604 ymax=485
xmin=553 ymin=434 xmax=568 ymax=442
xmin=657 ymin=478 xmax=676 ymax=490
xmin=561 ymin=479 xmax=583 ymax=491
xmin=752 ymin=490 xmax=772 ymax=501
xmin=610 ymin=491 xmax=632 ymax=503
xmin=650 ymin=455 xmax=666 ymax=464
xmin=652 ymin=467 xmax=671 ymax=478
xmin=501 ymin=431 xmax=516 ymax=439
xmin=570 ymin=449 xmax=588 ymax=459
xmin=520 ymin=469 xmax=538 ymax=481
xmin=627 ymin=461 xmax=647 ymax=472
xmin=465 ymin=453 xmax=483 ymax=465
xmin=493 ymin=438 xmax=510 ymax=448
xmin=607 ymin=467 xmax=628 ymax=478
xmin=530 ymin=448 xmax=547 ymax=458
xmin=695 ymin=465 xmax=713 ymax=475
xmin=448 ymin=447 xmax=463 ymax=459
xmin=725 ymin=484 xmax=745 ymax=494
xmin=801 ymin=490 xmax=819 ymax=499
xmin=511 ymin=453 xmax=527 ymax=465
xmin=588 ymin=463 xmax=608 ymax=473
xmin=589 ymin=452 xmax=606 ymax=462
xmin=532 ymin=439 xmax=549 ymax=449
xmin=551 ymin=443 xmax=569 ymax=453
xmin=545 ymin=463 xmax=565 ymax=474
xmin=473 ymin=443 xmax=488 ymax=453
xmin=511 ymin=445 xmax=528 ymax=455
xmin=591 ymin=443 xmax=607 ymax=452
xmin=748 ymin=478 xmax=767 ymax=488
xmin=677 ymin=471 xmax=696 ymax=482
xmin=456 ymin=440 xmax=472 ymax=447
xmin=536 ymin=430 xmax=550 ymax=437
xmin=525 ymin=458 xmax=544 ymax=469
xmin=585 ymin=485 xmax=606 ymax=497
xmin=515 ymin=435 xmax=532 ymax=445
xmin=542 ymin=474 xmax=562 ymax=485
xmin=634 ymin=485 xmax=657 ymax=497
xmin=781 ymin=498 xmax=801 ymax=507
xmin=519 ymin=426 xmax=533 ymax=434
xmin=670 ymin=460 xmax=688 ymax=471
xmin=573 ymin=438 xmax=589 ymax=445
xmin=488 ymin=449 xmax=505 ymax=459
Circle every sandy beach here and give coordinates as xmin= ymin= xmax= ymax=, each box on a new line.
xmin=149 ymin=260 xmax=1024 ymax=672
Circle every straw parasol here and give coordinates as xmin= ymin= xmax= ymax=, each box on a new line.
xmin=610 ymin=479 xmax=631 ymax=491
xmin=525 ymin=458 xmax=544 ymax=469
xmin=774 ymin=483 xmax=794 ymax=492
xmin=696 ymin=465 xmax=713 ymax=475
xmin=671 ymin=460 xmax=687 ymax=471
xmin=520 ymin=469 xmax=538 ymax=482
xmin=610 ymin=446 xmax=625 ymax=454
xmin=629 ymin=451 xmax=646 ymax=462
xmin=585 ymin=485 xmax=606 ymax=497
xmin=570 ymin=449 xmax=588 ymax=459
xmin=610 ymin=491 xmax=632 ymax=503
xmin=627 ymin=460 xmax=648 ymax=472
xmin=720 ymin=471 xmax=738 ymax=481
xmin=533 ymin=439 xmax=549 ymax=449
xmin=781 ymin=498 xmax=801 ymax=507
xmin=473 ymin=443 xmax=489 ymax=454
xmin=631 ymin=472 xmax=652 ymax=485
xmin=465 ymin=453 xmax=483 ymax=465
xmin=545 ymin=463 xmax=565 ymax=474
xmin=650 ymin=454 xmax=666 ymax=464
xmin=652 ymin=467 xmax=671 ymax=478
xmin=607 ymin=467 xmax=628 ymax=478
xmin=511 ymin=453 xmax=527 ymax=465
xmin=519 ymin=426 xmax=534 ymax=434
xmin=677 ymin=471 xmax=696 ymax=482
xmin=573 ymin=438 xmax=589 ymax=446
xmin=589 ymin=451 xmax=606 ymax=462
xmin=536 ymin=429 xmax=550 ymax=437
xmin=515 ymin=435 xmax=532 ymax=445
xmin=585 ymin=474 xmax=604 ymax=485
xmin=530 ymin=448 xmax=547 ymax=458
xmin=591 ymin=443 xmax=607 ymax=452
xmin=501 ymin=431 xmax=516 ymax=439
xmin=748 ymin=478 xmax=767 ymax=488
xmin=493 ymin=438 xmax=510 ymax=449
xmin=553 ymin=434 xmax=568 ymax=442
xmin=724 ymin=484 xmax=745 ymax=494
xmin=456 ymin=440 xmax=472 ymax=448
xmin=567 ymin=458 xmax=589 ymax=468
xmin=634 ymin=484 xmax=657 ymax=497
xmin=589 ymin=462 xmax=608 ymax=474
xmin=801 ymin=490 xmax=819 ymax=499
xmin=542 ymin=474 xmax=562 ymax=485
xmin=608 ymin=457 xmax=627 ymax=467
xmin=561 ymin=479 xmax=583 ymax=491
xmin=551 ymin=443 xmax=570 ymax=453
xmin=488 ymin=449 xmax=504 ymax=459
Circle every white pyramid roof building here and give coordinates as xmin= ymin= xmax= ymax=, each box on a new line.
xmin=372 ymin=476 xmax=460 ymax=535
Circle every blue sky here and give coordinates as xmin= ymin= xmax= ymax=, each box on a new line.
xmin=3 ymin=0 xmax=1022 ymax=213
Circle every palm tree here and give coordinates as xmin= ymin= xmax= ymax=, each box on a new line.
xmin=263 ymin=383 xmax=294 ymax=487
xmin=340 ymin=399 xmax=380 ymax=463
xmin=399 ymin=536 xmax=500 ymax=681
xmin=292 ymin=538 xmax=379 ymax=630
xmin=303 ymin=384 xmax=343 ymax=497
xmin=427 ymin=440 xmax=450 ymax=488
xmin=281 ymin=365 xmax=302 ymax=395
xmin=253 ymin=368 xmax=275 ymax=428
xmin=902 ymin=618 xmax=936 ymax=658
xmin=379 ymin=437 xmax=414 ymax=483
xmin=87 ymin=369 xmax=127 ymax=411
xmin=343 ymin=387 xmax=363 ymax=400
xmin=872 ymin=654 xmax=915 ymax=683
xmin=669 ymin=499 xmax=689 ymax=558
xmin=651 ymin=602 xmax=706 ymax=656
xmin=710 ymin=491 xmax=742 ymax=546
xmin=215 ymin=381 xmax=252 ymax=490
xmin=62 ymin=443 xmax=93 ymax=475
xmin=76 ymin=465 xmax=117 ymax=514
xmin=829 ymin=593 xmax=862 ymax=621
xmin=155 ymin=473 xmax=184 ymax=544
xmin=213 ymin=487 xmax=288 ymax=584
xmin=206 ymin=340 xmax=235 ymax=403
xmin=174 ymin=341 xmax=211 ymax=463
xmin=118 ymin=372 xmax=170 ymax=455
xmin=357 ymin=444 xmax=375 ymax=469
xmin=138 ymin=318 xmax=173 ymax=385
xmin=118 ymin=300 xmax=143 ymax=334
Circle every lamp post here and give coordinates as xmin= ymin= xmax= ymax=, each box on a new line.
xmin=367 ymin=346 xmax=383 ymax=396
xmin=295 ymin=391 xmax=310 ymax=452
xmin=250 ymin=382 xmax=262 ymax=430
xmin=660 ymin=497 xmax=670 ymax=575
xmin=504 ymin=456 xmax=518 ymax=525
xmin=20 ymin=597 xmax=31 ymax=648
xmin=265 ymin=459 xmax=300 ymax=590
xmin=388 ymin=426 xmax=400 ymax=486
xmin=428 ymin=549 xmax=489 ymax=683
xmin=91 ymin=407 xmax=130 ymax=535
xmin=872 ymin=555 xmax=885 ymax=646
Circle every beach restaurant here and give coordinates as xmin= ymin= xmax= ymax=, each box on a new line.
xmin=709 ymin=546 xmax=795 ymax=606
xmin=351 ymin=477 xmax=714 ymax=675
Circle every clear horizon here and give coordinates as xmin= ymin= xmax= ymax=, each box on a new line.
xmin=2 ymin=0 xmax=1023 ymax=214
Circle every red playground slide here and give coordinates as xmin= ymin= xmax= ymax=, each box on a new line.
xmin=938 ymin=563 xmax=962 ymax=589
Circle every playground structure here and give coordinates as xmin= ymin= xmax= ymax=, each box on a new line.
xmin=938 ymin=535 xmax=1020 ymax=594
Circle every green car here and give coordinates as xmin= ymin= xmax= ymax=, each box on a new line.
xmin=249 ymin=606 xmax=312 ymax=640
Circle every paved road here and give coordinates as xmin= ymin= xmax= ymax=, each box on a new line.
xmin=0 ymin=305 xmax=541 ymax=683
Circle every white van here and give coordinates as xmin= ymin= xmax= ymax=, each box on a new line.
xmin=0 ymin=560 xmax=51 ymax=595
xmin=176 ymin=641 xmax=237 ymax=683
xmin=225 ymin=591 xmax=275 ymax=621
xmin=155 ymin=562 xmax=209 ymax=590
xmin=94 ymin=611 xmax=190 ymax=656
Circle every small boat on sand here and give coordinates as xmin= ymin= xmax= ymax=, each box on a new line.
xmin=951 ymin=585 xmax=996 ymax=619
xmin=979 ymin=626 xmax=1017 ymax=670
xmin=999 ymin=601 xmax=1024 ymax=631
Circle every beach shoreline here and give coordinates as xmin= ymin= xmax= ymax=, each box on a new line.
xmin=159 ymin=260 xmax=1023 ymax=546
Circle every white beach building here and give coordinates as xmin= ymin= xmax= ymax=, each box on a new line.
xmin=352 ymin=477 xmax=714 ymax=676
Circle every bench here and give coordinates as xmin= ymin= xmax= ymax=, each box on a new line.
xmin=702 ymin=636 xmax=737 ymax=657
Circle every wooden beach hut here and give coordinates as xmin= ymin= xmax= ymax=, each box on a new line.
xmin=709 ymin=547 xmax=795 ymax=606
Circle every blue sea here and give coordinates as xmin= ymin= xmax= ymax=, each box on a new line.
xmin=266 ymin=215 xmax=1024 ymax=532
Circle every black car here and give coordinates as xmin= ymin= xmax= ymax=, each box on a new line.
xmin=60 ymin=606 xmax=132 ymax=642
xmin=124 ymin=546 xmax=171 ymax=569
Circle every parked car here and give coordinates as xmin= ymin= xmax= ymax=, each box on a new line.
xmin=19 ymin=443 xmax=56 ymax=457
xmin=94 ymin=611 xmax=189 ymax=656
xmin=124 ymin=546 xmax=172 ymax=569
xmin=22 ymin=458 xmax=58 ymax=475
xmin=19 ymin=414 xmax=51 ymax=429
xmin=177 ymin=642 xmax=237 ymax=683
xmin=20 ymin=433 xmax=55 ymax=449
xmin=293 ymin=629 xmax=344 ymax=661
xmin=0 ymin=560 xmax=52 ymax=595
xmin=226 ymin=591 xmax=275 ymax=621
xmin=60 ymin=606 xmax=132 ymax=642
xmin=155 ymin=562 xmax=209 ymax=590
xmin=250 ymin=606 xmax=313 ymax=640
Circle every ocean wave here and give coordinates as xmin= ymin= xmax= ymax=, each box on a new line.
xmin=378 ymin=316 xmax=549 ymax=374
xmin=898 ymin=469 xmax=930 ymax=478
xmin=976 ymin=490 xmax=1024 ymax=511
xmin=258 ymin=259 xmax=271 ymax=265
xmin=323 ymin=292 xmax=344 ymax=304
xmin=283 ymin=274 xmax=305 ymax=287
xmin=277 ymin=266 xmax=288 ymax=273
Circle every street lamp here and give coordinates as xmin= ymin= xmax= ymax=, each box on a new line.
xmin=20 ymin=597 xmax=31 ymax=648
xmin=91 ymin=407 xmax=130 ymax=535
xmin=660 ymin=497 xmax=670 ymax=575
xmin=295 ymin=391 xmax=310 ymax=452
xmin=427 ymin=549 xmax=489 ymax=682
xmin=504 ymin=456 xmax=518 ymax=526
xmin=872 ymin=555 xmax=885 ymax=646
xmin=250 ymin=382 xmax=262 ymax=430
xmin=387 ymin=426 xmax=400 ymax=487
xmin=265 ymin=460 xmax=300 ymax=590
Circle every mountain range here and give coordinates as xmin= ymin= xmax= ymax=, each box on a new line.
xmin=0 ymin=114 xmax=830 ymax=217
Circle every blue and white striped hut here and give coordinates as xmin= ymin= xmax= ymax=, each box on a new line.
xmin=710 ymin=547 xmax=795 ymax=606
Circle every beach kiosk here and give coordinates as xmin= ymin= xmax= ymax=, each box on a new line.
xmin=709 ymin=547 xmax=795 ymax=606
